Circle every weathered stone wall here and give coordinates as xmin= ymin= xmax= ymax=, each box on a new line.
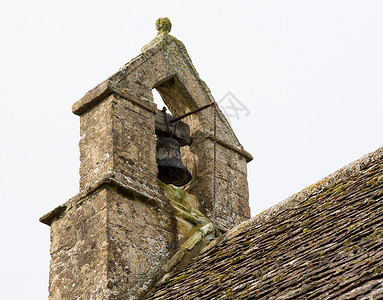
xmin=79 ymin=96 xmax=114 ymax=191
xmin=78 ymin=93 xmax=158 ymax=193
xmin=104 ymin=187 xmax=176 ymax=299
xmin=48 ymin=186 xmax=177 ymax=300
xmin=184 ymin=138 xmax=250 ymax=230
xmin=111 ymin=94 xmax=158 ymax=191
xmin=48 ymin=189 xmax=109 ymax=299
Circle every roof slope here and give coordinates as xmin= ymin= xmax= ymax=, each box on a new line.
xmin=149 ymin=146 xmax=383 ymax=299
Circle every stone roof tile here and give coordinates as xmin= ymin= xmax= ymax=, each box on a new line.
xmin=148 ymin=146 xmax=383 ymax=299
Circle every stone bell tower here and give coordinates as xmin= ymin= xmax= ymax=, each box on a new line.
xmin=40 ymin=18 xmax=252 ymax=299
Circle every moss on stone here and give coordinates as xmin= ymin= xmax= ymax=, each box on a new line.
xmin=171 ymin=274 xmax=188 ymax=283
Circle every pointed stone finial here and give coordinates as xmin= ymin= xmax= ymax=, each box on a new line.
xmin=156 ymin=17 xmax=172 ymax=34
xmin=141 ymin=17 xmax=174 ymax=52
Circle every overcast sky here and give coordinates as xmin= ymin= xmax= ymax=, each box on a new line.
xmin=1 ymin=1 xmax=383 ymax=298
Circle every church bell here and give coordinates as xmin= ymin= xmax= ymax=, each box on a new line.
xmin=156 ymin=137 xmax=192 ymax=186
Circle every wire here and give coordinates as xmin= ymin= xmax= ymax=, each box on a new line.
xmin=213 ymin=102 xmax=217 ymax=237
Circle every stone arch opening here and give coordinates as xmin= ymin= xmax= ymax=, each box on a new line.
xmin=153 ymin=76 xmax=198 ymax=117
xmin=152 ymin=77 xmax=198 ymax=188
xmin=152 ymin=88 xmax=168 ymax=112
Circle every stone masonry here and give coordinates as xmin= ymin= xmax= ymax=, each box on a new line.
xmin=40 ymin=18 xmax=252 ymax=299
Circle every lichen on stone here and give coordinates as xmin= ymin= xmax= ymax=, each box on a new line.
xmin=156 ymin=17 xmax=172 ymax=34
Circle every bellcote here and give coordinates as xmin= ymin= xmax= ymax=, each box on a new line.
xmin=41 ymin=18 xmax=252 ymax=299
xmin=71 ymin=17 xmax=252 ymax=229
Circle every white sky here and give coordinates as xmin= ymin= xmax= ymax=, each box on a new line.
xmin=1 ymin=1 xmax=383 ymax=298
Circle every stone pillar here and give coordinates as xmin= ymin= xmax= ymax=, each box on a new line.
xmin=73 ymin=82 xmax=159 ymax=195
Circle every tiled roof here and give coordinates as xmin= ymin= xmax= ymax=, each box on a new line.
xmin=148 ymin=146 xmax=383 ymax=299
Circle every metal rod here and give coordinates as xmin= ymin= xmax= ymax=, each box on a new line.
xmin=213 ymin=102 xmax=217 ymax=237
xmin=169 ymin=102 xmax=215 ymax=123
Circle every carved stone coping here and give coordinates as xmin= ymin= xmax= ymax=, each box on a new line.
xmin=199 ymin=132 xmax=253 ymax=163
xmin=40 ymin=171 xmax=169 ymax=226
xmin=39 ymin=204 xmax=67 ymax=226
xmin=72 ymin=80 xmax=157 ymax=116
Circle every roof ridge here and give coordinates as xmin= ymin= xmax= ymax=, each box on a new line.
xmin=225 ymin=145 xmax=383 ymax=237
